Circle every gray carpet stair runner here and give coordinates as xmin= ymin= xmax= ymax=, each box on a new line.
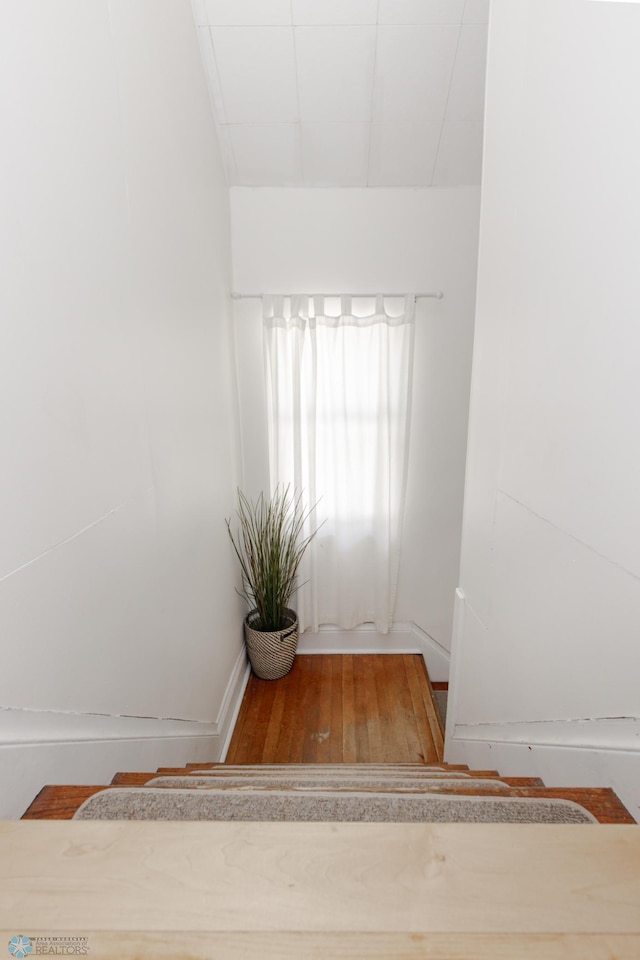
xmin=145 ymin=775 xmax=511 ymax=792
xmin=74 ymin=787 xmax=596 ymax=823
xmin=72 ymin=763 xmax=599 ymax=824
xmin=188 ymin=764 xmax=455 ymax=773
xmin=186 ymin=765 xmax=466 ymax=777
xmin=433 ymin=689 xmax=448 ymax=727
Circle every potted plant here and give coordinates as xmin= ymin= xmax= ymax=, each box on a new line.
xmin=226 ymin=486 xmax=320 ymax=680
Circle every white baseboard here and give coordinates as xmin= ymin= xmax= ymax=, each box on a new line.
xmin=218 ymin=659 xmax=251 ymax=762
xmin=445 ymin=588 xmax=640 ymax=821
xmin=0 ymin=647 xmax=250 ymax=820
xmin=297 ymin=621 xmax=450 ymax=682
xmin=215 ymin=647 xmax=250 ymax=758
xmin=0 ymin=734 xmax=222 ymax=820
xmin=451 ymin=716 xmax=640 ymax=751
xmin=447 ymin=720 xmax=640 ymax=824
xmin=444 ymin=588 xmax=466 ymax=758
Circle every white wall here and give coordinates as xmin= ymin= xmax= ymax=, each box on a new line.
xmin=0 ymin=0 xmax=245 ymax=817
xmin=449 ymin=0 xmax=640 ymax=820
xmin=230 ymin=187 xmax=480 ymax=656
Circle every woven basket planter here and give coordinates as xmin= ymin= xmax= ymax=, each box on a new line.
xmin=244 ymin=608 xmax=299 ymax=680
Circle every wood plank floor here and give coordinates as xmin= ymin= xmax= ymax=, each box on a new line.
xmin=226 ymin=654 xmax=444 ymax=765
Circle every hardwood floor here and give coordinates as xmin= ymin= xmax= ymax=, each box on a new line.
xmin=225 ymin=654 xmax=444 ymax=765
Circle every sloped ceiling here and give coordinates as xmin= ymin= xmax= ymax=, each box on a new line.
xmin=193 ymin=0 xmax=488 ymax=187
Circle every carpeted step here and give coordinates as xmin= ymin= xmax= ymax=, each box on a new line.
xmin=113 ymin=770 xmax=477 ymax=784
xmin=144 ymin=775 xmax=512 ymax=792
xmin=175 ymin=763 xmax=504 ymax=777
xmin=184 ymin=766 xmax=505 ymax=779
xmin=433 ymin=688 xmax=448 ymax=728
xmin=187 ymin=765 xmax=473 ymax=778
xmin=178 ymin=763 xmax=472 ymax=773
xmin=110 ymin=770 xmax=545 ymax=787
xmin=178 ymin=763 xmax=454 ymax=772
xmin=72 ymin=787 xmax=598 ymax=824
xmin=23 ymin=783 xmax=634 ymax=821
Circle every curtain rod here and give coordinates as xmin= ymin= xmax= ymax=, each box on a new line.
xmin=231 ymin=291 xmax=444 ymax=301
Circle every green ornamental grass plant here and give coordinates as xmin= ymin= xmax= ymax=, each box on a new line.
xmin=226 ymin=486 xmax=320 ymax=632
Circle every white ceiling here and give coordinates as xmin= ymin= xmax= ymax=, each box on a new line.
xmin=192 ymin=0 xmax=488 ymax=188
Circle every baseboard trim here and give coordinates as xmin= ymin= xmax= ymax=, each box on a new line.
xmin=0 ymin=645 xmax=250 ymax=749
xmin=214 ymin=646 xmax=249 ymax=731
xmin=0 ymin=709 xmax=219 ymax=747
xmin=0 ymin=734 xmax=223 ymax=820
xmin=0 ymin=646 xmax=251 ymax=819
xmin=297 ymin=621 xmax=450 ymax=682
xmin=447 ymin=725 xmax=640 ymax=824
xmin=219 ymin=660 xmax=251 ymax=762
xmin=444 ymin=588 xmax=639 ymax=820
xmin=444 ymin=587 xmax=466 ymax=755
xmin=450 ymin=717 xmax=640 ymax=753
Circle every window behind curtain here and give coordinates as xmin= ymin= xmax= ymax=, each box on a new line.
xmin=264 ymin=294 xmax=415 ymax=634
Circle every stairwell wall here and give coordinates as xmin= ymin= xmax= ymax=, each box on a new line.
xmin=448 ymin=0 xmax=640 ymax=821
xmin=0 ymin=0 xmax=244 ymax=818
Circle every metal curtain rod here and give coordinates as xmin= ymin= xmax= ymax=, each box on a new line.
xmin=231 ymin=291 xmax=444 ymax=301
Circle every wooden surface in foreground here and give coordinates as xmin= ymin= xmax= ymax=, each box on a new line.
xmin=1 ymin=820 xmax=638 ymax=960
xmin=227 ymin=653 xmax=444 ymax=764
xmin=0 ymin=932 xmax=639 ymax=959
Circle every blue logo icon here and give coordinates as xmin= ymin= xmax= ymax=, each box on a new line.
xmin=7 ymin=937 xmax=32 ymax=959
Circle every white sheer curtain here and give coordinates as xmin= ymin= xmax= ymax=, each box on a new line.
xmin=263 ymin=293 xmax=415 ymax=634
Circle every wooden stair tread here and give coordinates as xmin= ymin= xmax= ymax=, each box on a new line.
xmin=159 ymin=768 xmax=497 ymax=775
xmin=21 ymin=782 xmax=634 ymax=823
xmin=110 ymin=771 xmax=545 ymax=787
xmin=22 ymin=785 xmax=105 ymax=819
xmin=184 ymin=761 xmax=470 ymax=770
